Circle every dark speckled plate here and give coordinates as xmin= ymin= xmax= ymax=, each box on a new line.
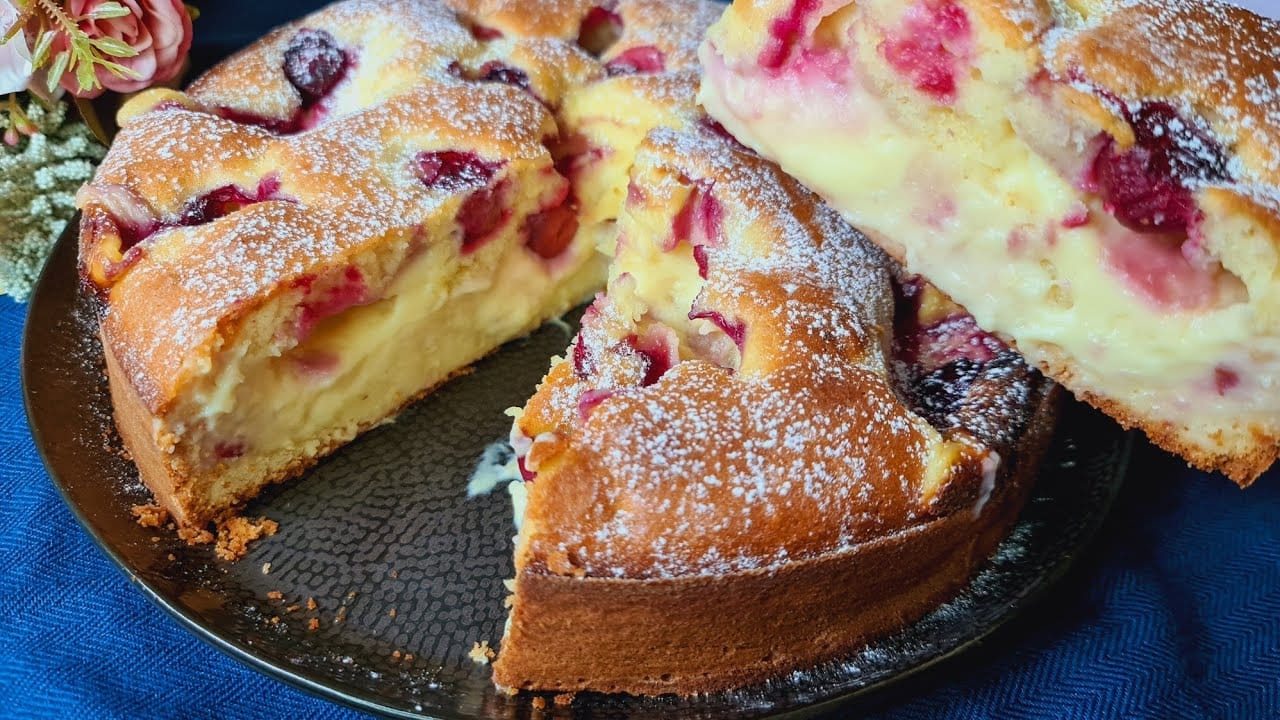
xmin=23 ymin=221 xmax=1131 ymax=719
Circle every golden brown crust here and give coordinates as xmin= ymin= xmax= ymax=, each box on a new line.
xmin=1045 ymin=1 xmax=1280 ymax=189
xmin=1077 ymin=389 xmax=1278 ymax=487
xmin=90 ymin=83 xmax=555 ymax=415
xmin=494 ymin=384 xmax=1058 ymax=695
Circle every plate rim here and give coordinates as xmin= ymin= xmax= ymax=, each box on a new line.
xmin=22 ymin=219 xmax=1134 ymax=720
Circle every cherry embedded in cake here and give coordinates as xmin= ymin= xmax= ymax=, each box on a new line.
xmin=700 ymin=0 xmax=1280 ymax=484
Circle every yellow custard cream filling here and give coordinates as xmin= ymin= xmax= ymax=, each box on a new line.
xmin=172 ymin=197 xmax=605 ymax=506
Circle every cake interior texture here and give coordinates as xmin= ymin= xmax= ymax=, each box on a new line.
xmin=700 ymin=0 xmax=1280 ymax=482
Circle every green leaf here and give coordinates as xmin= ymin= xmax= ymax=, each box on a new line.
xmin=31 ymin=31 xmax=57 ymax=70
xmin=47 ymin=51 xmax=71 ymax=94
xmin=92 ymin=36 xmax=138 ymax=58
xmin=76 ymin=59 xmax=98 ymax=93
xmin=1 ymin=14 xmax=22 ymax=44
xmin=84 ymin=2 xmax=133 ymax=20
xmin=99 ymin=60 xmax=142 ymax=80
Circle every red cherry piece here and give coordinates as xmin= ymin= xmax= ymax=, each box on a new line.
xmin=605 ymin=46 xmax=665 ymax=75
xmin=415 ymin=150 xmax=503 ymax=193
xmin=669 ymin=180 xmax=724 ymax=250
xmin=471 ymin=23 xmax=503 ymax=40
xmin=1088 ymin=102 xmax=1228 ymax=234
xmin=878 ymin=0 xmax=971 ymax=104
xmin=692 ymin=244 xmax=709 ymax=279
xmin=214 ymin=441 xmax=247 ymax=460
xmin=296 ymin=266 xmax=369 ymax=341
xmin=759 ymin=0 xmax=821 ymax=70
xmin=283 ymin=29 xmax=349 ymax=101
xmin=689 ymin=307 xmax=746 ymax=351
xmin=907 ymin=314 xmax=1005 ymax=369
xmin=628 ymin=327 xmax=679 ymax=386
xmin=217 ymin=106 xmax=302 ymax=134
xmin=578 ymin=6 xmax=624 ymax=56
xmin=458 ymin=181 xmax=512 ymax=253
xmin=524 ymin=200 xmax=580 ymax=259
xmin=516 ymin=455 xmax=537 ymax=482
xmin=572 ymin=338 xmax=594 ymax=378
xmin=577 ymin=388 xmax=615 ymax=421
xmin=478 ymin=61 xmax=533 ymax=92
xmin=1214 ymin=366 xmax=1240 ymax=396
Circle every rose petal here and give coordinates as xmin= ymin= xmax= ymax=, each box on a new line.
xmin=0 ymin=2 xmax=33 ymax=95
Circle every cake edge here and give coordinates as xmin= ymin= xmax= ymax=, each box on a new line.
xmin=491 ymin=382 xmax=1061 ymax=696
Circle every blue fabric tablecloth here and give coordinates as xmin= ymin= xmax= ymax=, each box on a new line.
xmin=4 ymin=3 xmax=1280 ymax=716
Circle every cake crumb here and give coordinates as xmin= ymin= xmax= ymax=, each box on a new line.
xmin=213 ymin=515 xmax=279 ymax=561
xmin=266 ymin=590 xmax=283 ymax=601
xmin=261 ymin=562 xmax=272 ymax=574
xmin=531 ymin=697 xmax=547 ymax=710
xmin=334 ymin=607 xmax=348 ymax=624
xmin=307 ymin=618 xmax=319 ymax=632
xmin=270 ymin=616 xmax=280 ymax=625
xmin=285 ymin=604 xmax=300 ymax=613
xmin=391 ymin=650 xmax=402 ymax=661
xmin=388 ymin=608 xmax=397 ymax=618
xmin=553 ymin=693 xmax=573 ymax=707
xmin=177 ymin=526 xmax=214 ymax=545
xmin=150 ymin=536 xmax=160 ymax=543
xmin=166 ymin=553 xmax=176 ymax=562
xmin=389 ymin=569 xmax=399 ymax=579
xmin=469 ymin=641 xmax=496 ymax=665
xmin=131 ymin=504 xmax=170 ymax=529
xmin=306 ymin=597 xmax=317 ymax=611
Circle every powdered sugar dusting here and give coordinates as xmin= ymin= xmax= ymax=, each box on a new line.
xmin=1039 ymin=0 xmax=1280 ymax=209
xmin=514 ymin=128 xmax=1047 ymax=579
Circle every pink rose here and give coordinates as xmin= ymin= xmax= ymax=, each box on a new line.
xmin=60 ymin=0 xmax=193 ymax=98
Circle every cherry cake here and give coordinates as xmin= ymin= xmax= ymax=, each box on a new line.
xmin=77 ymin=0 xmax=721 ymax=530
xmin=700 ymin=0 xmax=1280 ymax=483
xmin=78 ymin=0 xmax=1058 ymax=697
xmin=495 ymin=125 xmax=1057 ymax=695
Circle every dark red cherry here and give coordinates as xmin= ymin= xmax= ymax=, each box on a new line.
xmin=471 ymin=23 xmax=503 ymax=40
xmin=415 ymin=151 xmax=502 ymax=193
xmin=457 ymin=183 xmax=510 ymax=252
xmin=578 ymin=6 xmax=623 ymax=56
xmin=283 ymin=29 xmax=349 ymax=101
xmin=912 ymin=357 xmax=980 ymax=424
xmin=524 ymin=200 xmax=579 ymax=259
xmin=478 ymin=61 xmax=532 ymax=92
xmin=1089 ymin=102 xmax=1229 ymax=234
xmin=605 ymin=46 xmax=664 ymax=75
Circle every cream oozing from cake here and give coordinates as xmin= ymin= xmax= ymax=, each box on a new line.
xmin=700 ymin=0 xmax=1280 ymax=470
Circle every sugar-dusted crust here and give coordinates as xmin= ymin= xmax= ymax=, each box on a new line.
xmin=81 ymin=0 xmax=725 ymax=529
xmin=495 ymin=379 xmax=1058 ymax=695
xmin=495 ymin=125 xmax=1059 ymax=694
xmin=700 ymin=0 xmax=1280 ymax=485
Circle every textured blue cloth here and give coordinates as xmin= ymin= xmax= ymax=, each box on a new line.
xmin=5 ymin=2 xmax=1280 ymax=715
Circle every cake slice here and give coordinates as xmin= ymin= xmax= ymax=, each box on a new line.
xmin=700 ymin=0 xmax=1280 ymax=483
xmin=493 ymin=125 xmax=1058 ymax=695
xmin=78 ymin=0 xmax=720 ymax=532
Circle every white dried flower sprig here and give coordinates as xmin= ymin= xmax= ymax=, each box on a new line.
xmin=0 ymin=97 xmax=105 ymax=300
